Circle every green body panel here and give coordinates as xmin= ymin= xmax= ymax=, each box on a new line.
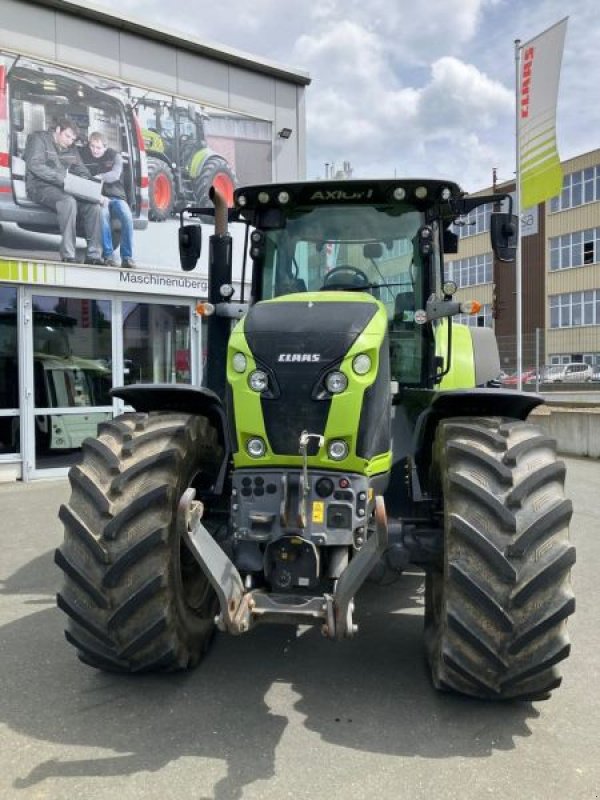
xmin=435 ymin=321 xmax=476 ymax=389
xmin=227 ymin=292 xmax=392 ymax=476
xmin=188 ymin=147 xmax=210 ymax=178
xmin=141 ymin=129 xmax=165 ymax=154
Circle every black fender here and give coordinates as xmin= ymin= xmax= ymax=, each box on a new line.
xmin=110 ymin=384 xmax=231 ymax=494
xmin=413 ymin=388 xmax=544 ymax=492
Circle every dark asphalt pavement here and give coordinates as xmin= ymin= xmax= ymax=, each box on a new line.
xmin=0 ymin=458 xmax=598 ymax=800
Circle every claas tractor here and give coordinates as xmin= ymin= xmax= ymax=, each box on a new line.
xmin=134 ymin=95 xmax=236 ymax=220
xmin=55 ymin=179 xmax=575 ymax=700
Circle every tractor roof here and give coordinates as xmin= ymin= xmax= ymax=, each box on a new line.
xmin=231 ymin=179 xmax=504 ymax=228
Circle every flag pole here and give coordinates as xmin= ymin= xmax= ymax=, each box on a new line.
xmin=514 ymin=38 xmax=523 ymax=392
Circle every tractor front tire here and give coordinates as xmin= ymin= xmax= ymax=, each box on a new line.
xmin=425 ymin=417 xmax=575 ymax=700
xmin=147 ymin=157 xmax=175 ymax=221
xmin=55 ymin=411 xmax=223 ymax=672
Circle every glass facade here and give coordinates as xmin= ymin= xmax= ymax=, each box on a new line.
xmin=123 ymin=302 xmax=191 ymax=385
xmin=0 ymin=286 xmax=19 ymax=455
xmin=0 ymin=284 xmax=196 ymax=477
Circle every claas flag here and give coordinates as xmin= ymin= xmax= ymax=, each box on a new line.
xmin=519 ymin=18 xmax=568 ymax=209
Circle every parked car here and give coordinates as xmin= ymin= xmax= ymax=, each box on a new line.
xmin=0 ymin=52 xmax=148 ymax=245
xmin=543 ymin=363 xmax=593 ymax=383
xmin=501 ymin=369 xmax=536 ymax=387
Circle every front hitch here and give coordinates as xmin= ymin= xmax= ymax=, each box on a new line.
xmin=177 ymin=489 xmax=389 ymax=638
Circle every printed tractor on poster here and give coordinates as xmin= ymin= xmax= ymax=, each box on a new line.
xmin=55 ymin=178 xmax=575 ymax=701
xmin=134 ymin=95 xmax=236 ymax=221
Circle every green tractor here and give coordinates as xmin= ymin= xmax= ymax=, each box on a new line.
xmin=135 ymin=96 xmax=236 ymax=221
xmin=55 ymin=179 xmax=575 ymax=700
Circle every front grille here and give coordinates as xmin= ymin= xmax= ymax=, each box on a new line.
xmin=244 ymin=300 xmax=377 ymax=455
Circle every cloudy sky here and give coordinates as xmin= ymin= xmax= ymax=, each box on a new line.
xmin=90 ymin=0 xmax=597 ymax=192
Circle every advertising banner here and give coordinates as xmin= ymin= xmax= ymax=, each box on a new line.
xmin=519 ymin=18 xmax=568 ymax=209
xmin=0 ymin=50 xmax=272 ymax=274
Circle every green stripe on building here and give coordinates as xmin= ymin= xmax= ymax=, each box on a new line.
xmin=0 ymin=257 xmax=64 ymax=284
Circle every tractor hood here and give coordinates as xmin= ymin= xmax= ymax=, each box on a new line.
xmin=227 ymin=293 xmax=392 ymax=475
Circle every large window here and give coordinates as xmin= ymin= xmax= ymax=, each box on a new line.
xmin=456 ymin=303 xmax=493 ymax=328
xmin=31 ymin=295 xmax=112 ymax=464
xmin=549 ymin=228 xmax=600 ymax=271
xmin=451 ymin=203 xmax=493 ymax=239
xmin=446 ymin=253 xmax=492 ymax=287
xmin=123 ymin=302 xmax=191 ymax=384
xmin=0 ymin=286 xmax=19 ymax=455
xmin=549 ymin=290 xmax=600 ymax=328
xmin=550 ymin=352 xmax=600 ymax=366
xmin=550 ymin=165 xmax=600 ymax=212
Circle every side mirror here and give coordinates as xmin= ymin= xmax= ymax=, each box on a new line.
xmin=490 ymin=213 xmax=518 ymax=262
xmin=179 ymin=224 xmax=202 ymax=271
xmin=443 ymin=227 xmax=458 ymax=254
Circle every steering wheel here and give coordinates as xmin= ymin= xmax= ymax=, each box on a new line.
xmin=321 ymin=265 xmax=370 ymax=290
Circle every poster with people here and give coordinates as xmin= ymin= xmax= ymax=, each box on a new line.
xmin=0 ymin=50 xmax=273 ymax=273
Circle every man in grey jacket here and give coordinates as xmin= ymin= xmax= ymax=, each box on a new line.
xmin=24 ymin=116 xmax=103 ymax=264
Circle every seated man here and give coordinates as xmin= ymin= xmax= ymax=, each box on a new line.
xmin=80 ymin=131 xmax=136 ymax=268
xmin=24 ymin=116 xmax=103 ymax=264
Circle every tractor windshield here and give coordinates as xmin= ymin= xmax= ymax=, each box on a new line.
xmin=259 ymin=204 xmax=428 ymax=309
xmin=258 ymin=204 xmax=435 ymax=385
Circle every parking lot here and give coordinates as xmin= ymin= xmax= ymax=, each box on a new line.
xmin=0 ymin=457 xmax=598 ymax=800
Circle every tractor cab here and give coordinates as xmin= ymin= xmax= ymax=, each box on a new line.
xmin=181 ymin=178 xmax=516 ymax=391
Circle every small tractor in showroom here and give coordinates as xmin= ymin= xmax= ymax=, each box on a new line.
xmin=134 ymin=95 xmax=236 ymax=220
xmin=55 ymin=179 xmax=575 ymax=700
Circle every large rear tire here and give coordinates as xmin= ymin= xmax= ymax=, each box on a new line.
xmin=147 ymin=157 xmax=175 ymax=221
xmin=425 ymin=417 xmax=575 ymax=700
xmin=55 ymin=411 xmax=223 ymax=672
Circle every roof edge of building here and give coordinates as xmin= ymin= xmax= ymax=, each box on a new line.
xmin=26 ymin=0 xmax=312 ymax=86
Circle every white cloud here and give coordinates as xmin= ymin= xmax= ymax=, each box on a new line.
xmin=83 ymin=0 xmax=600 ymax=191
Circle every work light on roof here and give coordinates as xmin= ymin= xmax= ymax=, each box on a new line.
xmin=258 ymin=191 xmax=270 ymax=204
xmin=393 ymin=187 xmax=406 ymax=201
xmin=237 ymin=194 xmax=247 ymax=207
xmin=441 ymin=186 xmax=452 ymax=200
xmin=415 ymin=186 xmax=428 ymax=199
xmin=277 ymin=191 xmax=290 ymax=204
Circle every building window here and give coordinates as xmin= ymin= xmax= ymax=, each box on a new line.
xmin=549 ymin=289 xmax=600 ymax=328
xmin=451 ymin=203 xmax=494 ymax=239
xmin=446 ymin=252 xmax=492 ymax=288
xmin=549 ymin=227 xmax=600 ymax=270
xmin=550 ymin=352 xmax=600 ymax=366
xmin=456 ymin=303 xmax=492 ymax=328
xmin=550 ymin=164 xmax=600 ymax=212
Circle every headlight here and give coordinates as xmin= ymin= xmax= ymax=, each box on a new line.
xmin=248 ymin=370 xmax=269 ymax=392
xmin=352 ymin=354 xmax=371 ymax=375
xmin=232 ymin=352 xmax=247 ymax=373
xmin=328 ymin=440 xmax=349 ymax=461
xmin=247 ymin=437 xmax=266 ymax=458
xmin=325 ymin=370 xmax=348 ymax=394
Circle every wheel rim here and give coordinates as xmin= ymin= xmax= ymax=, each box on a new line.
xmin=212 ymin=172 xmax=234 ymax=206
xmin=153 ymin=173 xmax=172 ymax=210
